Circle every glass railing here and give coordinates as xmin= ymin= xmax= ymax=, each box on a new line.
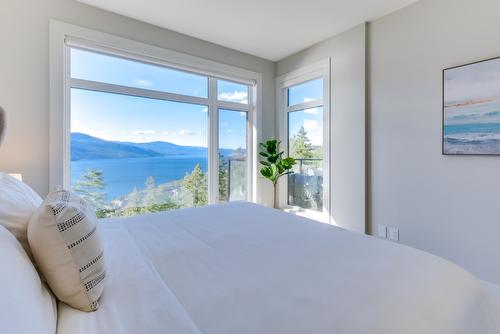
xmin=288 ymin=158 xmax=323 ymax=211
xmin=220 ymin=158 xmax=247 ymax=202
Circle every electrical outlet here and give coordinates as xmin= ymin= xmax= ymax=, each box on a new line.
xmin=378 ymin=225 xmax=387 ymax=238
xmin=388 ymin=227 xmax=399 ymax=242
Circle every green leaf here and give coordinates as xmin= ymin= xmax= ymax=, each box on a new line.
xmin=270 ymin=164 xmax=279 ymax=182
xmin=259 ymin=138 xmax=297 ymax=184
xmin=267 ymin=156 xmax=278 ymax=163
xmin=260 ymin=167 xmax=272 ymax=178
xmin=281 ymin=157 xmax=296 ymax=169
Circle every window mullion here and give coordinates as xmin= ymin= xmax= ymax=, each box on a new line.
xmin=246 ymin=87 xmax=253 ymax=202
xmin=216 ymin=100 xmax=250 ymax=112
xmin=69 ymin=78 xmax=209 ymax=106
xmin=285 ymin=100 xmax=323 ymax=113
xmin=208 ymin=77 xmax=219 ymax=204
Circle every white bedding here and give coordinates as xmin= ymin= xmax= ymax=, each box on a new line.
xmin=57 ymin=203 xmax=500 ymax=334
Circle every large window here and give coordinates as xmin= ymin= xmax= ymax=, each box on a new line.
xmin=278 ymin=63 xmax=330 ymax=221
xmin=68 ymin=47 xmax=252 ymax=218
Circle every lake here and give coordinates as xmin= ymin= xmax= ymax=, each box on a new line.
xmin=71 ymin=156 xmax=208 ymax=200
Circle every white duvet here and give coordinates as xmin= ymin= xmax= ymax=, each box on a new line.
xmin=57 ymin=203 xmax=500 ymax=334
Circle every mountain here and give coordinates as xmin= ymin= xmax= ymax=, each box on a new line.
xmin=125 ymin=141 xmax=208 ymax=156
xmin=71 ymin=133 xmax=161 ymax=161
xmin=71 ymin=133 xmax=238 ymax=161
xmin=127 ymin=141 xmax=235 ymax=157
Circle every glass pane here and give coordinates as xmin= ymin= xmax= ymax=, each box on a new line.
xmin=71 ymin=48 xmax=208 ymax=98
xmin=218 ymin=109 xmax=247 ymax=202
xmin=288 ymin=78 xmax=323 ymax=106
xmin=217 ymin=80 xmax=249 ymax=104
xmin=70 ymin=88 xmax=208 ymax=218
xmin=287 ymin=107 xmax=324 ymax=211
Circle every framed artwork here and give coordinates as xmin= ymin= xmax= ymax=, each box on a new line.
xmin=443 ymin=56 xmax=500 ymax=155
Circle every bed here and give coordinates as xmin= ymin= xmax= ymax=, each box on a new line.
xmin=55 ymin=202 xmax=500 ymax=334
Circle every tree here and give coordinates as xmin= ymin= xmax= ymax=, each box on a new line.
xmin=126 ymin=187 xmax=142 ymax=208
xmin=182 ymin=164 xmax=207 ymax=207
xmin=218 ymin=154 xmax=229 ymax=202
xmin=73 ymin=169 xmax=107 ymax=214
xmin=143 ymin=176 xmax=159 ymax=207
xmin=289 ymin=126 xmax=314 ymax=159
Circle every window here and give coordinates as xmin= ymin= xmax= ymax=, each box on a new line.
xmin=67 ymin=46 xmax=253 ymax=218
xmin=288 ymin=106 xmax=324 ymax=211
xmin=217 ymin=80 xmax=249 ymax=104
xmin=287 ymin=78 xmax=323 ymax=106
xmin=218 ymin=109 xmax=248 ymax=202
xmin=71 ymin=48 xmax=208 ymax=98
xmin=277 ymin=62 xmax=330 ymax=221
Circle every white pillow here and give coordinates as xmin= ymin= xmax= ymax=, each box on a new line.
xmin=0 ymin=225 xmax=57 ymax=334
xmin=28 ymin=189 xmax=105 ymax=312
xmin=0 ymin=172 xmax=42 ymax=257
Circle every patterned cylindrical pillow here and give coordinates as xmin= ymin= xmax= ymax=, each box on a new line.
xmin=28 ymin=189 xmax=105 ymax=312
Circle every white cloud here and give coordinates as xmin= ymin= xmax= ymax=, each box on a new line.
xmin=133 ymin=79 xmax=153 ymax=87
xmin=303 ymin=119 xmax=318 ymax=131
xmin=132 ymin=130 xmax=156 ymax=135
xmin=221 ymin=122 xmax=228 ymax=127
xmin=303 ymin=97 xmax=316 ymax=103
xmin=179 ymin=129 xmax=195 ymax=136
xmin=202 ymin=107 xmax=208 ymax=113
xmin=304 ymin=108 xmax=319 ymax=115
xmin=219 ymin=91 xmax=248 ymax=104
xmin=227 ymin=129 xmax=232 ymax=133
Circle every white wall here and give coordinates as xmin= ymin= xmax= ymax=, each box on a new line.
xmin=0 ymin=0 xmax=275 ymax=203
xmin=369 ymin=0 xmax=500 ymax=283
xmin=3 ymin=0 xmax=498 ymax=284
xmin=277 ymin=24 xmax=366 ymax=233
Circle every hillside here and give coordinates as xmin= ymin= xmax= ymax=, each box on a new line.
xmin=71 ymin=133 xmax=161 ymax=161
xmin=125 ymin=141 xmax=208 ymax=156
xmin=71 ymin=133 xmax=237 ymax=161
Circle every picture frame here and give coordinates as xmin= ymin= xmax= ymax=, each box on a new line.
xmin=443 ymin=56 xmax=500 ymax=155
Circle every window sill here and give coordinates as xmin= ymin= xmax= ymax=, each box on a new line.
xmin=282 ymin=206 xmax=330 ymax=224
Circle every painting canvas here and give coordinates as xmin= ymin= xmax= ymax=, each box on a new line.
xmin=443 ymin=57 xmax=500 ymax=155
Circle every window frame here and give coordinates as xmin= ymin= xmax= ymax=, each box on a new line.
xmin=276 ymin=59 xmax=331 ymax=223
xmin=50 ymin=20 xmax=261 ymax=206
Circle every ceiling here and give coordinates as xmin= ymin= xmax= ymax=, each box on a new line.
xmin=77 ymin=0 xmax=418 ymax=61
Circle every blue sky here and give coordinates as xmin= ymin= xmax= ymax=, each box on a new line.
xmin=288 ymin=78 xmax=324 ymax=146
xmin=71 ymin=48 xmax=323 ymax=148
xmin=71 ymin=48 xmax=249 ymax=149
xmin=288 ymin=107 xmax=323 ymax=146
xmin=288 ymin=78 xmax=323 ymax=106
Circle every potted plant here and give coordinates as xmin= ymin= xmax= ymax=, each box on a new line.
xmin=259 ymin=140 xmax=296 ymax=208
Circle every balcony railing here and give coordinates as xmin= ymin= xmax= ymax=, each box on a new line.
xmin=223 ymin=158 xmax=246 ymax=202
xmin=288 ymin=158 xmax=323 ymax=211
xmin=222 ymin=157 xmax=323 ymax=210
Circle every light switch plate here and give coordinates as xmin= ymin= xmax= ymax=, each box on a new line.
xmin=378 ymin=225 xmax=387 ymax=238
xmin=389 ymin=227 xmax=399 ymax=242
